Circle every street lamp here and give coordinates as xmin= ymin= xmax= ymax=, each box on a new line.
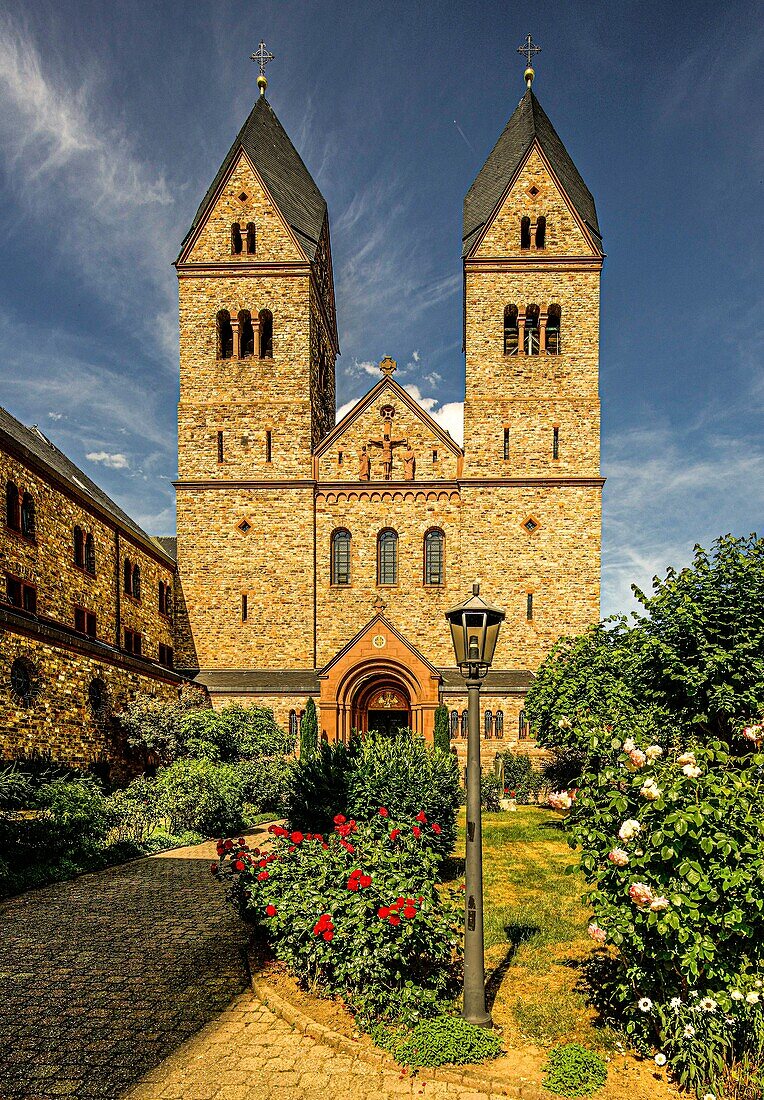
xmin=445 ymin=582 xmax=505 ymax=1027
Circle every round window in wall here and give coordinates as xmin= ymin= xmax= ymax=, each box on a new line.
xmin=10 ymin=656 xmax=42 ymax=707
xmin=88 ymin=677 xmax=111 ymax=723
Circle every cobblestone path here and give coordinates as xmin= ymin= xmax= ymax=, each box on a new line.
xmin=0 ymin=833 xmax=264 ymax=1100
xmin=125 ymin=993 xmax=494 ymax=1100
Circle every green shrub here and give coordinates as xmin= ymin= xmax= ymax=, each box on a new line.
xmin=106 ymin=775 xmax=161 ymax=846
xmin=542 ymin=1044 xmax=607 ymax=1096
xmin=118 ymin=695 xmax=193 ymax=766
xmin=155 ymin=759 xmax=244 ymax=836
xmin=502 ymin=750 xmax=544 ymax=803
xmin=481 ymin=772 xmax=503 ymax=812
xmin=299 ymin=698 xmax=318 ymax=760
xmin=235 ymin=756 xmax=294 ymax=816
xmin=286 ymin=739 xmax=356 ymax=836
xmin=434 ymin=704 xmax=450 ymax=754
xmin=377 ymin=1014 xmax=503 ymax=1067
xmin=346 ymin=732 xmax=461 ymax=859
xmin=182 ymin=704 xmax=292 ymax=762
xmin=215 ymin=812 xmax=460 ymax=1026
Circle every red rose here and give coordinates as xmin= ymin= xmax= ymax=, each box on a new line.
xmin=360 ymin=875 xmax=372 ymax=888
xmin=389 ymin=915 xmax=401 ymax=926
xmin=216 ymin=841 xmax=224 ymax=855
xmin=234 ymin=860 xmax=245 ymax=871
xmin=290 ymin=831 xmax=304 ymax=844
xmin=315 ymin=834 xmax=323 ymax=842
xmin=237 ymin=837 xmax=246 ymax=845
xmin=432 ymin=823 xmax=442 ymax=835
xmin=412 ymin=826 xmax=421 ymax=838
xmin=224 ymin=839 xmax=233 ymax=851
xmin=378 ymin=807 xmax=389 ymax=817
xmin=266 ymin=904 xmax=277 ymax=916
xmin=403 ymin=905 xmax=416 ymax=919
xmin=334 ymin=813 xmax=346 ymax=825
xmin=415 ymin=811 xmax=427 ymax=824
xmin=347 ymin=879 xmax=359 ymax=891
xmin=258 ymin=859 xmax=267 ymax=867
xmin=323 ymin=929 xmax=334 ymax=941
xmin=378 ymin=907 xmax=389 ymax=919
xmin=396 ymin=896 xmax=405 ymax=905
xmin=390 ymin=829 xmax=400 ymax=841
xmin=257 ymin=871 xmax=269 ymax=881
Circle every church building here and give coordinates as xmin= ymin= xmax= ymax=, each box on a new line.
xmin=174 ymin=47 xmax=605 ymax=752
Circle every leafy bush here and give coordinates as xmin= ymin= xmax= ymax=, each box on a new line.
xmin=346 ymin=732 xmax=461 ymax=859
xmin=118 ymin=695 xmax=194 ymax=766
xmin=182 ymin=704 xmax=292 ymax=762
xmin=214 ymin=811 xmax=460 ymax=1027
xmin=155 ymin=759 xmax=244 ymax=836
xmin=236 ymin=756 xmax=294 ymax=816
xmin=377 ymin=1014 xmax=502 ymax=1067
xmin=285 ymin=739 xmax=356 ymax=836
xmin=502 ymin=750 xmax=544 ymax=803
xmin=299 ymin=698 xmax=318 ymax=759
xmin=106 ymin=776 xmax=161 ymax=846
xmin=542 ymin=1044 xmax=607 ymax=1097
xmin=542 ymin=746 xmax=587 ymax=790
xmin=481 ymin=772 xmax=503 ymax=812
xmin=434 ymin=704 xmax=450 ymax=753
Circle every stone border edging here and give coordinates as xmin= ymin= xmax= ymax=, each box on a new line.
xmin=249 ymin=970 xmax=547 ymax=1100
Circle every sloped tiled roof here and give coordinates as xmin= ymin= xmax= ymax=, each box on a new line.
xmin=0 ymin=405 xmax=174 ymax=564
xmin=178 ymin=96 xmax=327 ymax=261
xmin=463 ymin=88 xmax=601 ymax=257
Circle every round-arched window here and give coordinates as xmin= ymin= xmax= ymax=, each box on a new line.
xmin=10 ymin=656 xmax=42 ymax=707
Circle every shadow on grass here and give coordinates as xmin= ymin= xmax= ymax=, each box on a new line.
xmin=440 ymin=855 xmax=465 ymax=882
xmin=485 ymin=921 xmax=540 ymax=1010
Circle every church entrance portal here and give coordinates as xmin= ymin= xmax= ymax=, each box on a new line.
xmin=358 ymin=680 xmax=411 ymax=737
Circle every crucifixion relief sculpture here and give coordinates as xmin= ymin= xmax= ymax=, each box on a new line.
xmin=368 ymin=406 xmax=406 ymax=480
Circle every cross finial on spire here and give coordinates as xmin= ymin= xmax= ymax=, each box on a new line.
xmin=379 ymin=356 xmax=397 ymax=378
xmin=517 ymin=33 xmax=541 ymax=88
xmin=251 ymin=40 xmax=274 ymax=96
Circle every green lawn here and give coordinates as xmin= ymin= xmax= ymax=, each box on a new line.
xmin=449 ymin=806 xmax=616 ymax=1049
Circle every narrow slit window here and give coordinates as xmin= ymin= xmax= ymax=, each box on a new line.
xmin=553 ymin=426 xmax=559 ymax=459
xmin=239 ymin=310 xmax=254 ymax=357
xmin=484 ymin=709 xmax=493 ymax=738
xmin=5 ymin=481 xmax=20 ymax=531
xmin=241 ymin=593 xmax=248 ymax=622
xmin=217 ymin=310 xmax=233 ymax=359
xmin=424 ymin=528 xmax=445 ymax=586
xmin=74 ymin=526 xmax=85 ymax=569
xmin=503 ymin=427 xmax=510 ymax=460
xmin=450 ymin=710 xmax=458 ymax=738
xmin=217 ymin=431 xmax=224 ymax=463
xmin=377 ymin=529 xmax=398 ymax=585
xmin=338 ymin=450 xmax=343 ymax=466
xmin=432 ymin=449 xmax=438 ymax=463
xmin=520 ymin=216 xmax=531 ymax=250
xmin=546 ymin=303 xmax=561 ymax=355
xmin=246 ymin=222 xmax=256 ymax=255
xmin=231 ymin=222 xmax=243 ymax=255
xmin=123 ymin=558 xmax=132 ymax=595
xmin=258 ymin=309 xmax=273 ymax=358
xmin=265 ymin=430 xmax=272 ymax=463
xmin=527 ymin=593 xmax=534 ymax=621
xmin=495 ymin=709 xmax=504 ymax=737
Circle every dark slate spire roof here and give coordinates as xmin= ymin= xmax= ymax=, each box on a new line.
xmin=178 ymin=96 xmax=327 ymax=261
xmin=463 ymin=88 xmax=601 ymax=257
xmin=0 ymin=405 xmax=174 ymax=564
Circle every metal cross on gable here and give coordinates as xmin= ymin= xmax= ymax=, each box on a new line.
xmin=517 ymin=33 xmax=541 ymax=69
xmin=251 ymin=40 xmax=275 ymax=77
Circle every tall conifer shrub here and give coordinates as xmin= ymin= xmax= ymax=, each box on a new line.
xmin=300 ymin=698 xmax=319 ymax=760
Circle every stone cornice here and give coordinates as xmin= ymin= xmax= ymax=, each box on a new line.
xmin=464 ymin=256 xmax=603 ymax=273
xmin=173 ymin=475 xmax=605 ymax=491
xmin=175 ymin=261 xmax=312 ymax=278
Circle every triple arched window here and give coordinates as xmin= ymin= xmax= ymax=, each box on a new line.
xmin=331 ymin=529 xmax=351 ymax=586
xmin=217 ymin=307 xmax=274 ymax=359
xmin=503 ymin=303 xmax=562 ymax=355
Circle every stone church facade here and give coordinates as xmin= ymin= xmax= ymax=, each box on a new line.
xmin=174 ymin=73 xmax=605 ymax=754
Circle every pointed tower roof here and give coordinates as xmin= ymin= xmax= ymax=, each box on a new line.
xmin=463 ymin=87 xmax=601 ymax=256
xmin=178 ymin=96 xmax=328 ymax=261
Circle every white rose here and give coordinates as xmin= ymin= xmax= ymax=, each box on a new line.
xmin=618 ymin=819 xmax=641 ymax=841
xmin=746 ymin=991 xmax=760 ymax=1004
xmin=682 ymin=764 xmax=702 ymax=778
xmin=623 ymin=738 xmax=636 ymax=753
xmin=730 ymin=990 xmax=744 ymax=1001
xmin=640 ymin=779 xmax=662 ymax=801
xmin=677 ymin=751 xmax=696 ymax=767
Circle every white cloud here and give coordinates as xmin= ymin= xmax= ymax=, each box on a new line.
xmin=86 ymin=451 xmax=130 ymax=469
xmin=403 ymin=384 xmax=464 ymax=444
xmin=336 ymin=398 xmax=357 ymax=423
xmin=47 ymin=411 xmax=63 ymax=420
xmin=411 ymin=350 xmax=420 ymax=363
xmin=350 ymin=358 xmax=380 ymax=378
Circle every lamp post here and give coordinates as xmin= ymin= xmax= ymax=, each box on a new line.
xmin=445 ymin=583 xmax=505 ymax=1027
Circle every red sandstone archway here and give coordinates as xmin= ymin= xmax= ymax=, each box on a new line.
xmin=318 ymin=615 xmax=441 ymax=743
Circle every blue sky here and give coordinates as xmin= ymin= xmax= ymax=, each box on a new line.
xmin=0 ymin=0 xmax=760 ymax=616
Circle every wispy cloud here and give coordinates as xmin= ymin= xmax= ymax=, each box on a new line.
xmin=86 ymin=450 xmax=129 ymax=469
xmin=0 ymin=17 xmax=181 ymax=361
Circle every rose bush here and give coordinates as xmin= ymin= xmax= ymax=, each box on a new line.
xmin=214 ymin=808 xmax=461 ymax=1026
xmin=566 ymin=717 xmax=764 ymax=1096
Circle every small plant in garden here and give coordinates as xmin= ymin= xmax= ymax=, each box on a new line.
xmin=481 ymin=772 xmax=503 ymax=812
xmin=542 ymin=1043 xmax=607 ymax=1096
xmin=375 ymin=1014 xmax=503 ymax=1067
xmin=213 ymin=807 xmax=461 ymax=1027
xmin=502 ymin=750 xmax=544 ymax=804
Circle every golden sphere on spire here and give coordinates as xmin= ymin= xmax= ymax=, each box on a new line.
xmin=524 ymin=66 xmax=535 ymax=88
xmin=257 ymin=73 xmax=268 ymax=96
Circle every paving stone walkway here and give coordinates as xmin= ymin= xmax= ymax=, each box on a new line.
xmin=124 ymin=993 xmax=495 ymax=1100
xmin=0 ymin=832 xmax=262 ymax=1100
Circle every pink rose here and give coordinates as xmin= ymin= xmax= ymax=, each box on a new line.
xmin=743 ymin=725 xmax=763 ymax=743
xmin=629 ymin=882 xmax=655 ymax=908
xmin=608 ymin=848 xmax=629 ymax=867
xmin=649 ymin=896 xmax=670 ymax=911
xmin=627 ymin=749 xmax=647 ymax=770
xmin=587 ymin=923 xmax=606 ymax=943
